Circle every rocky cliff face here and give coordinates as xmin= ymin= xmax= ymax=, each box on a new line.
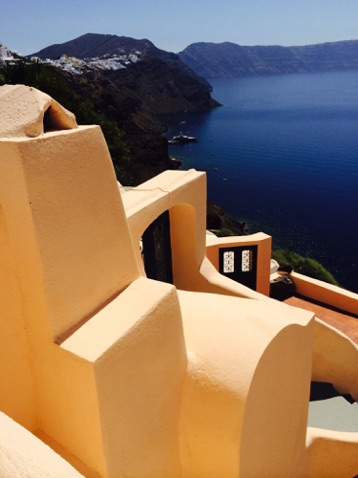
xmin=179 ymin=40 xmax=358 ymax=79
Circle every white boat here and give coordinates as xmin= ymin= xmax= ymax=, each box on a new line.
xmin=168 ymin=134 xmax=198 ymax=144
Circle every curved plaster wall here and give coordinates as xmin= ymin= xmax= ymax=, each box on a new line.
xmin=312 ymin=318 xmax=358 ymax=401
xmin=178 ymin=290 xmax=315 ymax=477
xmin=0 ymin=84 xmax=77 ymax=137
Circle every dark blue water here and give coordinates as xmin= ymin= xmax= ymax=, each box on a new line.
xmin=165 ymin=71 xmax=358 ymax=292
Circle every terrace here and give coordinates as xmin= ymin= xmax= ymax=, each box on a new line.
xmin=285 ymin=296 xmax=358 ymax=345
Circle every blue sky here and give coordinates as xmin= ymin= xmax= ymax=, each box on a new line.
xmin=2 ymin=0 xmax=358 ymax=55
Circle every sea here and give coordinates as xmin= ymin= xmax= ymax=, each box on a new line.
xmin=164 ymin=70 xmax=358 ymax=293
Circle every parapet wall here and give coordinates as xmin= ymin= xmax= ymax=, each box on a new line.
xmin=292 ymin=271 xmax=358 ymax=316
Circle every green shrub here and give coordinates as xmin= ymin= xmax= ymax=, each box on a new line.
xmin=272 ymin=249 xmax=339 ymax=286
xmin=216 ymin=227 xmax=235 ymax=237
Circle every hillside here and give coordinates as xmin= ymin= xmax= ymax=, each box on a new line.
xmin=178 ymin=40 xmax=358 ymax=79
xmin=20 ymin=33 xmax=219 ymax=184
xmin=30 ymin=33 xmax=219 ymax=114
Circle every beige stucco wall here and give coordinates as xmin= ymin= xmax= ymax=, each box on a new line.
xmin=32 ymin=277 xmax=186 ymax=478
xmin=1 ymin=85 xmax=358 ymax=478
xmin=0 ymin=127 xmax=139 ymax=341
xmin=178 ymin=291 xmax=315 ymax=477
xmin=292 ymin=271 xmax=358 ymax=316
xmin=206 ymin=232 xmax=272 ymax=296
xmin=0 ymin=412 xmax=84 ymax=478
xmin=0 ymin=205 xmax=36 ymax=430
xmin=306 ymin=427 xmax=358 ymax=477
xmin=0 ymin=86 xmax=187 ymax=477
xmin=122 ymin=169 xmax=207 ymax=282
xmin=123 ymin=170 xmax=270 ymax=300
xmin=0 ymin=84 xmax=77 ymax=138
xmin=311 ymin=318 xmax=358 ymax=401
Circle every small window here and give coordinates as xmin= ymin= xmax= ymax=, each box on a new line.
xmin=241 ymin=250 xmax=253 ymax=272
xmin=219 ymin=245 xmax=258 ymax=290
xmin=223 ymin=251 xmax=235 ymax=273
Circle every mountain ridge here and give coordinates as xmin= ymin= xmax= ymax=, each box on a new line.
xmin=29 ymin=33 xmax=217 ymax=107
xmin=29 ymin=33 xmax=152 ymax=59
xmin=178 ymin=39 xmax=358 ymax=79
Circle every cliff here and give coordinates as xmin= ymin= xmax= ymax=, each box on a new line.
xmin=31 ymin=33 xmax=219 ymax=113
xmin=27 ymin=33 xmax=220 ymax=184
xmin=179 ymin=40 xmax=358 ymax=79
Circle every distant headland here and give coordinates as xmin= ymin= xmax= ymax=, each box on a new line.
xmin=178 ymin=40 xmax=358 ymax=79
